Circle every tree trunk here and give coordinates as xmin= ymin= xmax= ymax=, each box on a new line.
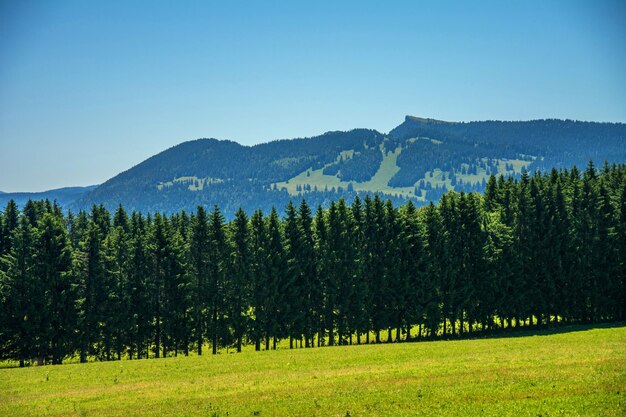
xmin=197 ymin=323 xmax=203 ymax=355
xmin=155 ymin=324 xmax=161 ymax=358
xmin=212 ymin=307 xmax=218 ymax=355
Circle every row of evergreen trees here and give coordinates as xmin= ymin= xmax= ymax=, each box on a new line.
xmin=0 ymin=162 xmax=624 ymax=366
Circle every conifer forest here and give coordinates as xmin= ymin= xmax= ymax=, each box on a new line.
xmin=1 ymin=163 xmax=625 ymax=366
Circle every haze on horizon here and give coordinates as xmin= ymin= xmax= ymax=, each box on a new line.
xmin=1 ymin=0 xmax=625 ymax=192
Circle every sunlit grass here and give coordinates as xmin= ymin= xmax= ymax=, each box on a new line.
xmin=1 ymin=324 xmax=624 ymax=416
xmin=273 ymin=143 xmax=418 ymax=199
xmin=272 ymin=140 xmax=532 ymax=201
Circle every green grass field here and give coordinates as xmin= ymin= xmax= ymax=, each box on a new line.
xmin=1 ymin=324 xmax=624 ymax=416
xmin=272 ymin=141 xmax=532 ymax=200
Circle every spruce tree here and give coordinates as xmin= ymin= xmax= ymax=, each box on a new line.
xmin=127 ymin=213 xmax=151 ymax=359
xmin=313 ymin=205 xmax=329 ymax=346
xmin=35 ymin=212 xmax=75 ymax=364
xmin=364 ymin=195 xmax=388 ymax=342
xmin=190 ymin=206 xmax=210 ymax=355
xmin=421 ymin=202 xmax=444 ymax=337
xmin=0 ymin=217 xmax=38 ymax=366
xmin=284 ymin=201 xmax=304 ymax=348
xmin=228 ymin=208 xmax=251 ymax=352
xmin=75 ymin=220 xmax=108 ymax=362
xmin=266 ymin=207 xmax=286 ymax=350
xmin=249 ymin=209 xmax=271 ymax=350
xmin=298 ymin=199 xmax=317 ymax=348
xmin=398 ymin=200 xmax=424 ymax=340
xmin=208 ymin=206 xmax=228 ymax=354
xmin=349 ymin=196 xmax=368 ymax=344
xmin=336 ymin=199 xmax=356 ymax=345
xmin=1 ymin=200 xmax=19 ymax=254
xmin=104 ymin=224 xmax=131 ymax=360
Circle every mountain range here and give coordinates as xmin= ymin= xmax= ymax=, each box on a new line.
xmin=2 ymin=116 xmax=625 ymax=216
xmin=0 ymin=186 xmax=97 ymax=210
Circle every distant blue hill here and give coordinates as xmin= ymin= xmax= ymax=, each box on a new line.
xmin=0 ymin=186 xmax=98 ymax=210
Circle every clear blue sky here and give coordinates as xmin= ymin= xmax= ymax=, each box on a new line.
xmin=1 ymin=0 xmax=624 ymax=192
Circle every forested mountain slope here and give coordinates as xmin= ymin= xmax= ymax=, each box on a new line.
xmin=70 ymin=116 xmax=626 ymax=216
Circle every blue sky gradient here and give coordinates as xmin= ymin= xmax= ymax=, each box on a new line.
xmin=1 ymin=0 xmax=625 ymax=191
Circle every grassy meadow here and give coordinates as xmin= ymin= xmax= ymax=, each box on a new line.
xmin=1 ymin=324 xmax=624 ymax=417
xmin=272 ymin=141 xmax=531 ymax=200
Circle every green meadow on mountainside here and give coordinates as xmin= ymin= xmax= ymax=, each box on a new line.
xmin=1 ymin=325 xmax=624 ymax=417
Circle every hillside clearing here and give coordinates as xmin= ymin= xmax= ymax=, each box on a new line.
xmin=272 ymin=142 xmax=532 ymax=200
xmin=1 ymin=324 xmax=624 ymax=416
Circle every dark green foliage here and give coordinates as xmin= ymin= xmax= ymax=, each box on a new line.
xmin=207 ymin=206 xmax=228 ymax=354
xmin=1 ymin=200 xmax=19 ymax=255
xmin=249 ymin=209 xmax=270 ymax=351
xmin=74 ymin=218 xmax=108 ymax=362
xmin=389 ymin=116 xmax=626 ymax=171
xmin=190 ymin=206 xmax=210 ymax=355
xmin=388 ymin=139 xmax=519 ymax=187
xmin=264 ymin=208 xmax=287 ymax=349
xmin=363 ymin=195 xmax=388 ymax=342
xmin=34 ymin=212 xmax=75 ymax=364
xmin=0 ymin=161 xmax=624 ymax=365
xmin=323 ymin=146 xmax=383 ymax=182
xmin=0 ymin=218 xmax=37 ymax=366
xmin=228 ymin=208 xmax=251 ymax=352
xmin=127 ymin=213 xmax=151 ymax=359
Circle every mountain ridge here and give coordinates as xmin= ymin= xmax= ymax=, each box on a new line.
xmin=2 ymin=116 xmax=625 ymax=216
xmin=75 ymin=116 xmax=626 ymax=216
xmin=0 ymin=185 xmax=98 ymax=209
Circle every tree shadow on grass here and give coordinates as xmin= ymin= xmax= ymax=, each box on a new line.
xmin=418 ymin=321 xmax=626 ymax=344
